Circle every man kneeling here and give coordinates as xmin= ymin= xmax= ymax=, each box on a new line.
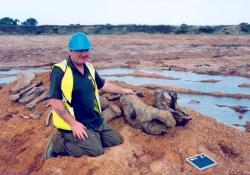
xmin=45 ymin=32 xmax=134 ymax=159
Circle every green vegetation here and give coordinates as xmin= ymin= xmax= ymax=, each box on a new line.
xmin=21 ymin=18 xmax=38 ymax=26
xmin=0 ymin=16 xmax=249 ymax=35
xmin=198 ymin=26 xmax=216 ymax=34
xmin=240 ymin=23 xmax=250 ymax=33
xmin=0 ymin=17 xmax=38 ymax=26
xmin=175 ymin=24 xmax=189 ymax=34
xmin=0 ymin=17 xmax=19 ymax=25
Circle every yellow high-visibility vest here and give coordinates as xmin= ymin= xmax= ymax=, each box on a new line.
xmin=51 ymin=59 xmax=101 ymax=130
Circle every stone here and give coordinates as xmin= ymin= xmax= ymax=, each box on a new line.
xmin=107 ymin=94 xmax=121 ymax=101
xmin=153 ymin=90 xmax=192 ymax=126
xmin=26 ymin=91 xmax=49 ymax=110
xmin=136 ymin=92 xmax=144 ymax=97
xmin=10 ymin=80 xmax=43 ymax=102
xmin=216 ymin=104 xmax=249 ymax=114
xmin=102 ymin=104 xmax=122 ymax=122
xmin=238 ymin=115 xmax=244 ymax=120
xmin=10 ymin=94 xmax=21 ymax=102
xmin=100 ymin=96 xmax=109 ymax=110
xmin=168 ymin=91 xmax=177 ymax=110
xmin=19 ymin=86 xmax=45 ymax=104
xmin=167 ymin=91 xmax=192 ymax=126
xmin=30 ymin=110 xmax=43 ymax=119
xmin=120 ymin=95 xmax=176 ymax=135
xmin=11 ymin=73 xmax=35 ymax=93
xmin=246 ymin=121 xmax=250 ymax=132
xmin=153 ymin=90 xmax=169 ymax=110
xmin=188 ymin=99 xmax=200 ymax=104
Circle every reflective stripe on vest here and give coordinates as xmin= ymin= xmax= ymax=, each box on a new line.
xmin=51 ymin=59 xmax=101 ymax=130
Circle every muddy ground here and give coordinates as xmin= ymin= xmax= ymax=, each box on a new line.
xmin=0 ymin=35 xmax=250 ymax=175
xmin=0 ymin=35 xmax=250 ymax=77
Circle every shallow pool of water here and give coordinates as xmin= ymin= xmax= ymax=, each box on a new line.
xmin=177 ymin=94 xmax=250 ymax=127
xmin=99 ymin=68 xmax=250 ymax=95
xmin=98 ymin=68 xmax=250 ymax=128
xmin=0 ymin=68 xmax=49 ymax=84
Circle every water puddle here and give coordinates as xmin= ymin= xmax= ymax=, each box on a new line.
xmin=98 ymin=68 xmax=250 ymax=95
xmin=177 ymin=94 xmax=250 ymax=127
xmin=0 ymin=68 xmax=49 ymax=84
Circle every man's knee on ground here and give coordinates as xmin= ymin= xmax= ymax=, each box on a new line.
xmin=71 ymin=145 xmax=104 ymax=157
xmin=90 ymin=147 xmax=104 ymax=157
xmin=103 ymin=133 xmax=124 ymax=147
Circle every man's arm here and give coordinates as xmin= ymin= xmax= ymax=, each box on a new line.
xmin=49 ymin=67 xmax=88 ymax=140
xmin=48 ymin=98 xmax=88 ymax=140
xmin=100 ymin=80 xmax=135 ymax=94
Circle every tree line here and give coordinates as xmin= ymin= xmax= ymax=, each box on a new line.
xmin=0 ymin=17 xmax=250 ymax=34
xmin=0 ymin=17 xmax=38 ymax=26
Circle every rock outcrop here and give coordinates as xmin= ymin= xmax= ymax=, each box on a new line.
xmin=153 ymin=90 xmax=192 ymax=126
xmin=120 ymin=95 xmax=176 ymax=135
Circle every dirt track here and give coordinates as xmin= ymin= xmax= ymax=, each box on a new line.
xmin=0 ymin=35 xmax=250 ymax=175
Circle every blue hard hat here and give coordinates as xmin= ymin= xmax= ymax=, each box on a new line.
xmin=68 ymin=32 xmax=92 ymax=50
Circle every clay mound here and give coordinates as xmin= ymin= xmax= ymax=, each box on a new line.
xmin=0 ymin=72 xmax=250 ymax=175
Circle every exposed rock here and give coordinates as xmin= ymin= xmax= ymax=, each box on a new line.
xmin=102 ymin=71 xmax=180 ymax=80
xmin=100 ymin=96 xmax=109 ymax=110
xmin=102 ymin=105 xmax=122 ymax=122
xmin=26 ymin=91 xmax=49 ymax=110
xmin=168 ymin=91 xmax=192 ymax=126
xmin=153 ymin=90 xmax=168 ymax=110
xmin=188 ymin=99 xmax=200 ymax=104
xmin=10 ymin=80 xmax=43 ymax=102
xmin=197 ymin=79 xmax=221 ymax=83
xmin=131 ymin=70 xmax=180 ymax=80
xmin=216 ymin=104 xmax=249 ymax=113
xmin=120 ymin=95 xmax=176 ymax=135
xmin=106 ymin=94 xmax=121 ymax=101
xmin=135 ymin=91 xmax=144 ymax=97
xmin=19 ymin=86 xmax=46 ymax=104
xmin=11 ymin=73 xmax=35 ymax=93
xmin=154 ymin=90 xmax=192 ymax=126
xmin=238 ymin=115 xmax=244 ymax=119
xmin=143 ymin=84 xmax=250 ymax=99
xmin=246 ymin=121 xmax=250 ymax=132
xmin=168 ymin=91 xmax=177 ymax=110
xmin=9 ymin=94 xmax=20 ymax=102
xmin=238 ymin=83 xmax=250 ymax=88
xmin=29 ymin=110 xmax=43 ymax=119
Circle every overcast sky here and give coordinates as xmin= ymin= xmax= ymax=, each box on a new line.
xmin=1 ymin=0 xmax=249 ymax=25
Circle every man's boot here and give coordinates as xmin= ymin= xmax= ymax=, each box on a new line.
xmin=44 ymin=135 xmax=58 ymax=160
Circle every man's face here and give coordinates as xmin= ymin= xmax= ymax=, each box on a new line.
xmin=69 ymin=49 xmax=90 ymax=65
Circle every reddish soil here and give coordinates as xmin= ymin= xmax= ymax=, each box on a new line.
xmin=0 ymin=72 xmax=249 ymax=175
